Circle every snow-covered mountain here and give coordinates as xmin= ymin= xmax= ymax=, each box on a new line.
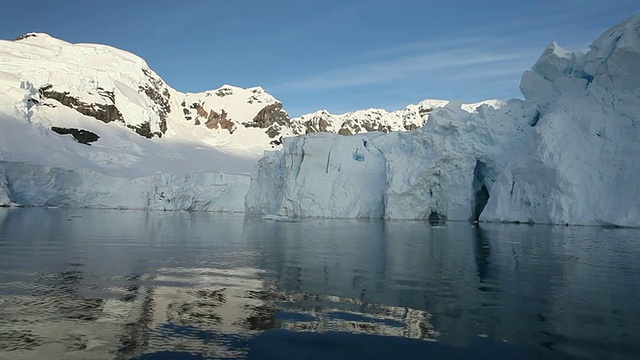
xmin=246 ymin=14 xmax=640 ymax=227
xmin=1 ymin=33 xmax=291 ymax=162
xmin=0 ymin=32 xmax=495 ymax=154
xmin=289 ymin=99 xmax=503 ymax=135
xmin=0 ymin=32 xmax=493 ymax=210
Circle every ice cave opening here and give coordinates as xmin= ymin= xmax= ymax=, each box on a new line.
xmin=472 ymin=160 xmax=490 ymax=222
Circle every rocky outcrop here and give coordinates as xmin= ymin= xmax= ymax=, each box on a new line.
xmin=36 ymin=84 xmax=164 ymax=139
xmin=204 ymin=109 xmax=236 ymax=133
xmin=14 ymin=33 xmax=37 ymax=41
xmin=50 ymin=127 xmax=99 ymax=145
xmin=245 ymin=102 xmax=290 ymax=129
xmin=185 ymin=102 xmax=237 ymax=133
xmin=138 ymin=68 xmax=170 ymax=137
xmin=243 ymin=102 xmax=290 ymax=145
xmin=38 ymin=85 xmax=124 ymax=124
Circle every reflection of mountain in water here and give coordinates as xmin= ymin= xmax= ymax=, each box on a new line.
xmin=142 ymin=267 xmax=435 ymax=358
xmin=0 ymin=264 xmax=434 ymax=359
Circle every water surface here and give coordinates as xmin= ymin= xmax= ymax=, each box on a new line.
xmin=0 ymin=208 xmax=638 ymax=359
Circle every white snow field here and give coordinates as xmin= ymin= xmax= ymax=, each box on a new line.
xmin=246 ymin=15 xmax=640 ymax=227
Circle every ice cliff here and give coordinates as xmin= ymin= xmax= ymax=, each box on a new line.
xmin=246 ymin=15 xmax=640 ymax=227
xmin=0 ymin=161 xmax=248 ymax=211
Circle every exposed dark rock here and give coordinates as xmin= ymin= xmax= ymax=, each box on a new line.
xmin=51 ymin=127 xmax=100 ymax=145
xmin=192 ymin=103 xmax=208 ymax=118
xmin=269 ymin=136 xmax=283 ymax=147
xmin=362 ymin=122 xmax=391 ymax=133
xmin=96 ymin=87 xmax=115 ymax=103
xmin=39 ymin=84 xmax=124 ymax=124
xmin=418 ymin=107 xmax=433 ymax=118
xmin=303 ymin=117 xmax=330 ymax=134
xmin=265 ymin=124 xmax=282 ymax=139
xmin=139 ymin=68 xmax=170 ymax=136
xmin=15 ymin=33 xmax=37 ymax=41
xmin=215 ymin=87 xmax=233 ymax=97
xmin=127 ymin=122 xmax=155 ymax=139
xmin=184 ymin=102 xmax=237 ymax=133
xmin=243 ymin=103 xmax=290 ymax=136
xmin=205 ymin=109 xmax=236 ymax=133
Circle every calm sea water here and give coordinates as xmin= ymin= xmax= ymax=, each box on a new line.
xmin=0 ymin=208 xmax=638 ymax=360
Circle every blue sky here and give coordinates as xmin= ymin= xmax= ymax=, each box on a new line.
xmin=1 ymin=1 xmax=638 ymax=116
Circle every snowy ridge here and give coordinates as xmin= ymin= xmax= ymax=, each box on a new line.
xmin=289 ymin=99 xmax=504 ymax=135
xmin=247 ymin=15 xmax=640 ymax=227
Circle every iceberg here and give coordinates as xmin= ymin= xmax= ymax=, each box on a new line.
xmin=246 ymin=15 xmax=640 ymax=227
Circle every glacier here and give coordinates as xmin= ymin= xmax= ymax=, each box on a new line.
xmin=0 ymin=32 xmax=492 ymax=211
xmin=0 ymin=161 xmax=249 ymax=211
xmin=246 ymin=15 xmax=640 ymax=227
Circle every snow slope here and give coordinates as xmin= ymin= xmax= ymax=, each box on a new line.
xmin=247 ymin=15 xmax=640 ymax=227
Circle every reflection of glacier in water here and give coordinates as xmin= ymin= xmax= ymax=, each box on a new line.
xmin=0 ymin=208 xmax=639 ymax=359
xmin=0 ymin=266 xmax=434 ymax=359
xmin=144 ymin=267 xmax=435 ymax=358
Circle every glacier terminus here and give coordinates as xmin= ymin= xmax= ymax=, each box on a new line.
xmin=1 ymin=15 xmax=640 ymax=227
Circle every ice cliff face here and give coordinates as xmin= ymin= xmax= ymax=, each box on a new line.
xmin=247 ymin=15 xmax=640 ymax=227
xmin=0 ymin=161 xmax=248 ymax=211
xmin=483 ymin=15 xmax=640 ymax=226
xmin=246 ymin=100 xmax=538 ymax=220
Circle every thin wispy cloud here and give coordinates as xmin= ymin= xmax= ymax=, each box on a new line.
xmin=271 ymin=37 xmax=537 ymax=93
